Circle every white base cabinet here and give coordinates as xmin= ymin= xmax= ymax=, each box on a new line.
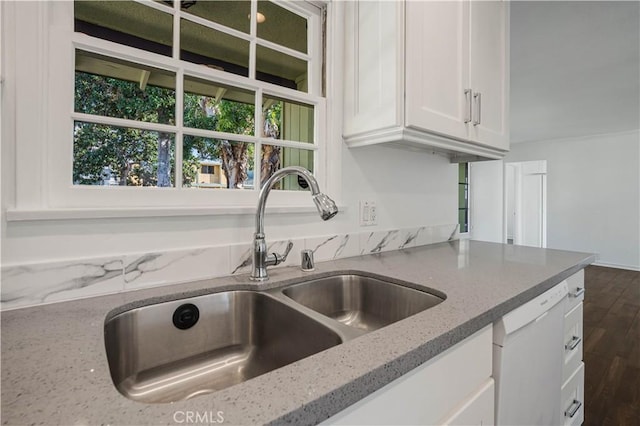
xmin=324 ymin=269 xmax=585 ymax=426
xmin=440 ymin=379 xmax=494 ymax=426
xmin=562 ymin=362 xmax=585 ymax=426
xmin=343 ymin=0 xmax=509 ymax=161
xmin=323 ymin=325 xmax=493 ymax=425
xmin=562 ymin=269 xmax=585 ymax=425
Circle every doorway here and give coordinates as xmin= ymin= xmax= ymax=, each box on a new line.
xmin=505 ymin=160 xmax=547 ymax=248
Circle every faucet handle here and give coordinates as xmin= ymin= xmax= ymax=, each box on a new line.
xmin=301 ymin=249 xmax=315 ymax=272
xmin=272 ymin=241 xmax=294 ymax=266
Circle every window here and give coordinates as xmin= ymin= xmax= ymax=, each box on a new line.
xmin=458 ymin=163 xmax=470 ymax=233
xmin=36 ymin=0 xmax=328 ymax=209
xmin=201 ymin=165 xmax=215 ymax=175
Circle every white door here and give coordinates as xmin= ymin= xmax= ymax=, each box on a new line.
xmin=521 ymin=173 xmax=545 ymax=247
xmin=468 ymin=0 xmax=509 ymax=150
xmin=508 ymin=161 xmax=547 ymax=248
xmin=505 ymin=164 xmax=516 ymax=242
xmin=405 ymin=0 xmax=469 ymax=140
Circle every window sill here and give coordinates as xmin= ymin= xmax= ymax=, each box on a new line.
xmin=5 ymin=204 xmax=347 ymax=222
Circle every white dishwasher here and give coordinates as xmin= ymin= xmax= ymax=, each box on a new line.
xmin=493 ymin=280 xmax=568 ymax=425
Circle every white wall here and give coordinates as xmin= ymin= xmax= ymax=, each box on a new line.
xmin=1 ymin=145 xmax=457 ymax=265
xmin=470 ymin=160 xmax=504 ymax=243
xmin=505 ymin=130 xmax=640 ymax=270
xmin=0 ymin=0 xmax=458 ymax=268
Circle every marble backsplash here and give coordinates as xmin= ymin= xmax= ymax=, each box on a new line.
xmin=1 ymin=224 xmax=458 ymax=311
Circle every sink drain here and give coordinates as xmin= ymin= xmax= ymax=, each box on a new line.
xmin=172 ymin=303 xmax=199 ymax=330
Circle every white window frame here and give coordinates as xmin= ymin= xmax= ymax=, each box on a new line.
xmin=2 ymin=0 xmax=342 ymax=220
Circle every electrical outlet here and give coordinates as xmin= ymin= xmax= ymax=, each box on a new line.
xmin=360 ymin=200 xmax=377 ymax=226
xmin=369 ymin=202 xmax=377 ymax=225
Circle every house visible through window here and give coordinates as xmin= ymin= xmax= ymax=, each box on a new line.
xmin=71 ymin=0 xmax=323 ymax=192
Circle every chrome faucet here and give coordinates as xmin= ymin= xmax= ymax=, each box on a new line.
xmin=251 ymin=166 xmax=338 ymax=281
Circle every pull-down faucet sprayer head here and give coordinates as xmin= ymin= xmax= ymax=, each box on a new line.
xmin=313 ymin=192 xmax=338 ymax=221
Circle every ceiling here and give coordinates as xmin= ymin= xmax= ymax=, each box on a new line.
xmin=510 ymin=1 xmax=640 ymax=143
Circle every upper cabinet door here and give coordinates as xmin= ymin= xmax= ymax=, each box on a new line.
xmin=405 ymin=1 xmax=470 ymax=140
xmin=468 ymin=0 xmax=509 ymax=150
xmin=343 ymin=1 xmax=403 ymax=138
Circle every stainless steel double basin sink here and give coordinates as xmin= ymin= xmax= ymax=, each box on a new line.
xmin=104 ymin=273 xmax=446 ymax=403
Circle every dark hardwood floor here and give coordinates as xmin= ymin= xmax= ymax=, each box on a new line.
xmin=583 ymin=265 xmax=640 ymax=426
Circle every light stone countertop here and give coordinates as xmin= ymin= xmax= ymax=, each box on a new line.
xmin=1 ymin=240 xmax=595 ymax=426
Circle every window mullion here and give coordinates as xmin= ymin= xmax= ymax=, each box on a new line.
xmin=71 ymin=113 xmax=177 ymax=133
xmin=249 ymin=0 xmax=257 ymax=80
xmin=179 ymin=12 xmax=254 ymax=43
xmin=175 ymin=68 xmax=184 ymax=189
xmin=132 ymin=0 xmax=174 ymax=15
xmin=173 ymin=1 xmax=183 ymax=188
xmin=172 ymin=0 xmax=180 ymax=60
xmin=259 ymin=139 xmax=318 ymax=151
xmin=254 ymin=87 xmax=263 ymax=190
xmin=254 ymin=39 xmax=311 ymax=62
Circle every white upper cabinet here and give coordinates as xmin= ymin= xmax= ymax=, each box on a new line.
xmin=405 ymin=1 xmax=470 ymax=141
xmin=468 ymin=0 xmax=509 ymax=150
xmin=343 ymin=0 xmax=509 ymax=160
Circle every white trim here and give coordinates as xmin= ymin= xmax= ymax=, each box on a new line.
xmin=249 ymin=0 xmax=257 ymax=80
xmin=15 ymin=1 xmax=49 ymax=209
xmin=71 ymin=113 xmax=177 ymax=134
xmin=6 ymin=204 xmax=348 ymax=222
xmin=133 ymin=0 xmax=176 ymax=15
xmin=73 ymin=33 xmax=179 ymax=72
xmin=180 ymin=10 xmax=254 ymax=44
xmin=344 ymin=126 xmax=506 ymax=160
xmin=255 ymin=38 xmax=312 ymax=63
xmin=260 ymin=138 xmax=318 ymax=150
xmin=175 ymin=67 xmax=184 ymax=187
xmin=181 ymin=127 xmax=257 ymax=145
xmin=592 ymin=261 xmax=640 ymax=272
xmin=512 ymin=128 xmax=640 ymax=146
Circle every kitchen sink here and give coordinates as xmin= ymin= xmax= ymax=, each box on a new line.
xmin=104 ymin=291 xmax=342 ymax=403
xmin=282 ymin=274 xmax=446 ymax=331
xmin=105 ymin=273 xmax=446 ymax=403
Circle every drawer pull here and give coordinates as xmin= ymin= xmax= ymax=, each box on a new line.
xmin=570 ymin=287 xmax=585 ymax=298
xmin=565 ymin=399 xmax=582 ymax=418
xmin=565 ymin=336 xmax=582 ymax=351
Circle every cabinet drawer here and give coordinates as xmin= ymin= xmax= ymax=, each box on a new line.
xmin=323 ymin=325 xmax=492 ymax=425
xmin=563 ymin=302 xmax=583 ymax=383
xmin=561 ymin=362 xmax=585 ymax=426
xmin=565 ymin=270 xmax=585 ymax=313
xmin=439 ymin=379 xmax=495 ymax=426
